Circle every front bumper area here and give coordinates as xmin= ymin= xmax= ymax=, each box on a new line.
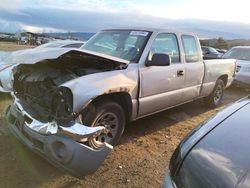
xmin=5 ymin=103 xmax=113 ymax=178
xmin=233 ymin=72 xmax=250 ymax=88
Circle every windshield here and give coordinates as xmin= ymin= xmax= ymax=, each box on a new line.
xmin=223 ymin=48 xmax=250 ymax=61
xmin=81 ymin=30 xmax=151 ymax=62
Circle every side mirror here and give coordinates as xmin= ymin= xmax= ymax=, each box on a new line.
xmin=146 ymin=53 xmax=171 ymax=66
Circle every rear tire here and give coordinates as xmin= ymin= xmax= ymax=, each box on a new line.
xmin=81 ymin=101 xmax=125 ymax=149
xmin=205 ymin=79 xmax=224 ymax=107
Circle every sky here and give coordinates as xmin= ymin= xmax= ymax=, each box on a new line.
xmin=1 ymin=0 xmax=250 ymax=39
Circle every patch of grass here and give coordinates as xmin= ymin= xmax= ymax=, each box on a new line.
xmin=0 ymin=41 xmax=35 ymax=51
xmin=0 ymin=93 xmax=11 ymax=118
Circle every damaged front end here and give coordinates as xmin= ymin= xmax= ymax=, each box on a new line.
xmin=4 ymin=49 xmax=128 ymax=177
xmin=6 ymin=98 xmax=112 ymax=178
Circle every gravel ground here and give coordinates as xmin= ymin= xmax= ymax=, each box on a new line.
xmin=0 ymin=88 xmax=248 ymax=188
xmin=0 ymin=42 xmax=35 ymax=51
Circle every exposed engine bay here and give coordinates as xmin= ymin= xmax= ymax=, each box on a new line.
xmin=12 ymin=51 xmax=125 ymax=124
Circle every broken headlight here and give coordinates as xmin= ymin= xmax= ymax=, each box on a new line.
xmin=52 ymin=86 xmax=74 ymax=124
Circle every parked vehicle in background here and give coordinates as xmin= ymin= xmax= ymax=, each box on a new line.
xmin=215 ymin=48 xmax=227 ymax=54
xmin=223 ymin=46 xmax=250 ymax=88
xmin=201 ymin=46 xmax=223 ymax=59
xmin=163 ymin=96 xmax=250 ymax=188
xmin=1 ymin=28 xmax=236 ymax=177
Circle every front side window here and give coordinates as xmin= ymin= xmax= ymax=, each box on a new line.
xmin=81 ymin=30 xmax=151 ymax=62
xmin=182 ymin=35 xmax=199 ymax=63
xmin=150 ymin=33 xmax=180 ymax=63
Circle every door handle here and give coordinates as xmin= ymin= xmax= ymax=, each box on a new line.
xmin=177 ymin=70 xmax=184 ymax=77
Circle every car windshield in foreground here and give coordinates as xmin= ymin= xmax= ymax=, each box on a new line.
xmin=81 ymin=30 xmax=151 ymax=62
xmin=223 ymin=48 xmax=250 ymax=61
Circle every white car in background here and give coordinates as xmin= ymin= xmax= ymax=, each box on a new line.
xmin=0 ymin=40 xmax=85 ymax=92
xmin=223 ymin=46 xmax=250 ymax=88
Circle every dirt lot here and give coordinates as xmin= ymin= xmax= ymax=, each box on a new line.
xmin=0 ymin=42 xmax=35 ymax=51
xmin=0 ymin=42 xmax=249 ymax=188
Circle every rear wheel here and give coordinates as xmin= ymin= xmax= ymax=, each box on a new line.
xmin=205 ymin=79 xmax=224 ymax=107
xmin=81 ymin=101 xmax=125 ymax=149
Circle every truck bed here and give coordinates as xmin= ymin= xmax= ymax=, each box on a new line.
xmin=200 ymin=59 xmax=236 ymax=97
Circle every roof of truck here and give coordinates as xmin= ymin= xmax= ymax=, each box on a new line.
xmin=102 ymin=27 xmax=196 ymax=36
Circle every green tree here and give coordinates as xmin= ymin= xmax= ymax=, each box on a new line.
xmin=200 ymin=40 xmax=209 ymax=46
xmin=215 ymin=37 xmax=228 ymax=49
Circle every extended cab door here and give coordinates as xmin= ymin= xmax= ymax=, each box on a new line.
xmin=181 ymin=35 xmax=204 ymax=102
xmin=138 ymin=33 xmax=185 ymax=117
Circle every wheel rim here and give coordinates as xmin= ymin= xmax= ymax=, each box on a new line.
xmin=214 ymin=84 xmax=223 ymax=104
xmin=90 ymin=112 xmax=119 ymax=147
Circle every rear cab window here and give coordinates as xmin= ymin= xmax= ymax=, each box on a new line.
xmin=182 ymin=35 xmax=200 ymax=63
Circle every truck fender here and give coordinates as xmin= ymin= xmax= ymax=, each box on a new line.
xmin=61 ymin=71 xmax=138 ymax=115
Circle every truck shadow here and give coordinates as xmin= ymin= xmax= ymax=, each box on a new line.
xmin=120 ymin=86 xmax=249 ymax=145
xmin=0 ymin=119 xmax=79 ymax=188
xmin=0 ymin=121 xmax=73 ymax=188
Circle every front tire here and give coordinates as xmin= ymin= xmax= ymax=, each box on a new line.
xmin=81 ymin=101 xmax=125 ymax=149
xmin=205 ymin=79 xmax=224 ymax=107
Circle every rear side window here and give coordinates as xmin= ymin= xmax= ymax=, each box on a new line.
xmin=182 ymin=35 xmax=199 ymax=63
xmin=150 ymin=33 xmax=180 ymax=63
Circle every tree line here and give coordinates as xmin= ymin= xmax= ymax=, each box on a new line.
xmin=200 ymin=37 xmax=229 ymax=49
xmin=200 ymin=37 xmax=250 ymax=50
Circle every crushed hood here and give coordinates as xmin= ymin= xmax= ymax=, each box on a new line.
xmin=1 ymin=47 xmax=129 ymax=67
xmin=0 ymin=47 xmax=129 ymax=92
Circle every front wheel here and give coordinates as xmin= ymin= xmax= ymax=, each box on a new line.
xmin=205 ymin=79 xmax=225 ymax=107
xmin=81 ymin=101 xmax=126 ymax=149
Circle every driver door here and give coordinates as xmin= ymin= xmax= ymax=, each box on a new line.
xmin=138 ymin=33 xmax=185 ymax=116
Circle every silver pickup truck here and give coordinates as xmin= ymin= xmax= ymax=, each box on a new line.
xmin=0 ymin=28 xmax=236 ymax=177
